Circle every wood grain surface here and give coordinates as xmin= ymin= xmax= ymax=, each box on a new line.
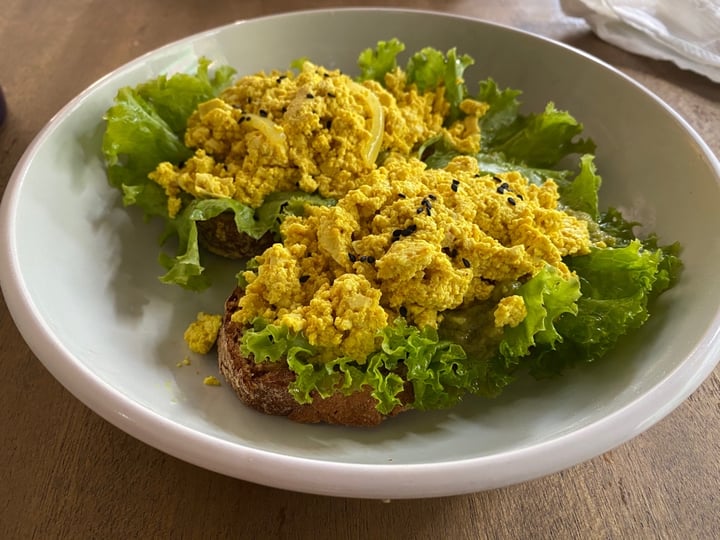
xmin=1 ymin=1 xmax=719 ymax=538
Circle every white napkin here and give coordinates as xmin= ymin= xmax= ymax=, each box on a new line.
xmin=560 ymin=0 xmax=720 ymax=82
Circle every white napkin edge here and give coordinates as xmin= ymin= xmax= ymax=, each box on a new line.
xmin=560 ymin=0 xmax=720 ymax=83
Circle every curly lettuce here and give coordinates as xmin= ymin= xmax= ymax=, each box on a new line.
xmin=236 ymin=41 xmax=681 ymax=415
xmin=102 ymin=60 xmax=334 ymax=291
xmin=358 ymin=39 xmax=473 ymax=124
xmin=102 ymin=40 xmax=683 ymax=416
xmin=517 ymin=239 xmax=681 ymax=379
xmin=241 ymin=318 xmax=476 ymax=414
xmin=102 ymin=58 xmax=236 ymax=219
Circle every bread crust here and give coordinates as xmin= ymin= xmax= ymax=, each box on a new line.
xmin=197 ymin=212 xmax=274 ymax=259
xmin=217 ymin=287 xmax=413 ymax=426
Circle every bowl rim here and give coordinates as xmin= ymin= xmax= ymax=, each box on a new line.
xmin=2 ymin=7 xmax=720 ymax=499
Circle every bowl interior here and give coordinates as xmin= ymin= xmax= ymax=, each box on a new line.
xmin=3 ymin=9 xmax=720 ymax=497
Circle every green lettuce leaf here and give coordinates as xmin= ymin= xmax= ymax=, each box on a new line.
xmin=477 ymin=78 xmax=523 ymax=150
xmin=642 ymin=235 xmax=683 ymax=299
xmin=358 ymin=40 xmax=474 ymax=127
xmin=499 ymin=265 xmax=581 ymax=361
xmin=519 ymin=240 xmax=678 ymax=379
xmin=597 ymin=208 xmax=683 ymax=296
xmin=103 ymin=86 xmax=190 ymax=218
xmin=422 ymin=136 xmax=576 ymax=187
xmin=250 ymin=191 xmax=336 ymax=238
xmin=102 ymin=59 xmax=241 ymax=290
xmin=102 ymin=59 xmax=339 ymax=291
xmin=357 ymin=38 xmax=406 ymax=82
xmin=240 ymin=318 xmax=475 ymax=415
xmin=557 ymin=154 xmax=602 ymax=220
xmin=102 ymin=58 xmax=236 ymax=219
xmin=158 ymin=198 xmax=254 ymax=290
xmin=422 ymin=77 xmax=596 ymax=181
xmin=371 ymin=319 xmax=472 ymax=412
xmin=241 ymin=318 xmax=318 ymax=363
xmin=490 ymin=102 xmax=596 ymax=169
xmin=157 ymin=192 xmax=335 ymax=290
xmin=406 ymin=46 xmax=474 ymax=123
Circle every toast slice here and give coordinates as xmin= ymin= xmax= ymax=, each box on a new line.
xmin=217 ymin=287 xmax=413 ymax=426
xmin=197 ymin=212 xmax=275 ymax=259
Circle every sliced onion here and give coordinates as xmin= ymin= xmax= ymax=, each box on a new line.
xmin=350 ymin=82 xmax=384 ymax=166
xmin=243 ymin=113 xmax=287 ymax=150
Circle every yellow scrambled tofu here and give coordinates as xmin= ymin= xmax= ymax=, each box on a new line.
xmin=234 ymin=155 xmax=592 ymax=363
xmin=183 ymin=312 xmax=223 ymax=354
xmin=149 ymin=62 xmax=487 ymax=216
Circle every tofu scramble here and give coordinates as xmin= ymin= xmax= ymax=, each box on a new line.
xmin=234 ymin=154 xmax=593 ymax=363
xmin=149 ymin=60 xmax=487 ymax=215
xmin=103 ymin=41 xmax=681 ymax=415
xmin=183 ymin=312 xmax=223 ymax=354
xmin=165 ymin=58 xmax=594 ymax=364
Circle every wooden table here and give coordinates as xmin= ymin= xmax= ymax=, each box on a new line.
xmin=2 ymin=1 xmax=718 ymax=537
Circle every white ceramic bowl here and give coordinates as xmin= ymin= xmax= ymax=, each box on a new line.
xmin=2 ymin=8 xmax=720 ymax=499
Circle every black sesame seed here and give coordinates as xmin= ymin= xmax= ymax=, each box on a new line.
xmin=507 ymin=197 xmax=516 ymax=206
xmin=299 ymin=275 xmax=310 ymax=283
xmin=325 ymin=119 xmax=332 ymax=129
xmin=359 ymin=255 xmax=368 ymax=262
xmin=428 ymin=194 xmax=437 ymax=201
xmin=327 ymin=92 xmax=336 ymax=98
xmin=517 ymin=194 xmax=524 ymax=200
xmin=367 ymin=256 xmax=376 ymax=264
xmin=425 ymin=207 xmax=432 ymax=216
xmin=399 ymin=306 xmax=408 ymax=317
xmin=259 ymin=109 xmax=268 ymax=117
xmin=276 ymin=75 xmax=287 ymax=83
xmin=462 ymin=258 xmax=471 ymax=268
xmin=398 ymin=193 xmax=406 ymax=199
xmin=493 ymin=175 xmax=503 ymax=183
xmin=392 ymin=229 xmax=403 ymax=237
xmin=281 ymin=106 xmax=288 ymax=114
xmin=306 ymin=93 xmax=314 ymax=99
xmin=348 ymin=253 xmax=357 ymax=262
xmin=323 ymin=72 xmax=330 ymax=78
xmin=416 ymin=207 xmax=424 ymax=214
xmin=497 ymin=182 xmax=510 ymax=194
